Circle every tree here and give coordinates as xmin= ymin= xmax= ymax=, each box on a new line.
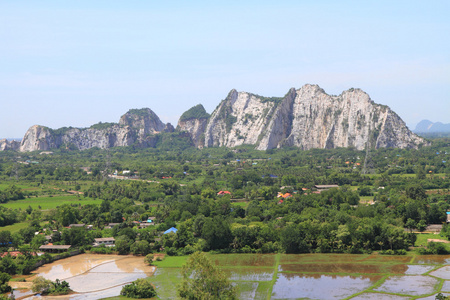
xmin=178 ymin=252 xmax=237 ymax=300
xmin=144 ymin=254 xmax=154 ymax=265
xmin=280 ymin=224 xmax=309 ymax=254
xmin=120 ymin=278 xmax=157 ymax=298
xmin=0 ymin=255 xmax=17 ymax=275
xmin=175 ymin=222 xmax=194 ymax=249
xmin=417 ymin=219 xmax=427 ymax=232
xmin=32 ymin=276 xmax=52 ymax=293
xmin=57 ymin=204 xmax=77 ymax=227
xmin=62 ymin=227 xmax=89 ymax=247
xmin=31 ymin=234 xmax=47 ymax=250
xmin=406 ymin=185 xmax=427 ymax=201
xmin=0 ymin=272 xmax=11 ymax=294
xmin=405 ymin=218 xmax=416 ymax=233
xmin=130 ymin=240 xmax=150 ymax=256
xmin=436 ymin=293 xmax=450 ymax=300
xmin=115 ymin=235 xmax=131 ymax=255
xmin=32 ymin=276 xmax=70 ymax=295
xmin=201 ymin=217 xmax=232 ymax=250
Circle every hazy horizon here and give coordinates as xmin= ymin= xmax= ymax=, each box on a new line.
xmin=1 ymin=1 xmax=449 ymax=138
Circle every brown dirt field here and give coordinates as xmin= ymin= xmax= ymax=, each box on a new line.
xmin=427 ymin=239 xmax=450 ymax=243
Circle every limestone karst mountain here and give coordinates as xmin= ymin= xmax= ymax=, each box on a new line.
xmin=3 ymin=84 xmax=427 ymax=152
xmin=18 ymin=108 xmax=173 ymax=152
xmin=185 ymin=84 xmax=426 ymax=151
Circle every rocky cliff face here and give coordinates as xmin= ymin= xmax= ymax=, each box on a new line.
xmin=0 ymin=139 xmax=20 ymax=151
xmin=7 ymin=84 xmax=427 ymax=152
xmin=18 ymin=108 xmax=165 ymax=152
xmin=177 ymin=104 xmax=210 ymax=147
xmin=119 ymin=108 xmax=166 ymax=138
xmin=203 ymin=89 xmax=284 ymax=148
xmin=194 ymin=84 xmax=427 ymax=150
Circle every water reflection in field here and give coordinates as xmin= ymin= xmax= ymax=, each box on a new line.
xmin=211 ymin=254 xmax=275 ymax=267
xmin=21 ymin=253 xmax=450 ymax=299
xmin=414 ymin=255 xmax=450 ymax=264
xmin=404 ymin=264 xmax=436 ymax=275
xmin=223 ymin=267 xmax=274 ymax=281
xmin=271 ymin=273 xmax=380 ymax=299
xmin=279 ymin=263 xmax=407 ymax=274
xmin=280 ymin=253 xmax=411 ymax=264
xmin=374 ymin=275 xmax=439 ymax=296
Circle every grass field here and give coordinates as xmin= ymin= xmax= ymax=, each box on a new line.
xmin=0 ymin=221 xmax=47 ymax=233
xmin=0 ymin=182 xmax=38 ymax=191
xmin=232 ymin=201 xmax=249 ymax=209
xmin=414 ymin=232 xmax=450 ymax=251
xmin=0 ymin=195 xmax=102 ymax=210
xmin=0 ymin=222 xmax=30 ymax=233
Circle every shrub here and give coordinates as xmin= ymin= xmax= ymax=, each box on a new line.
xmin=120 ymin=278 xmax=157 ymax=298
xmin=144 ymin=254 xmax=154 ymax=265
xmin=0 ymin=272 xmax=11 ymax=294
xmin=32 ymin=277 xmax=71 ymax=295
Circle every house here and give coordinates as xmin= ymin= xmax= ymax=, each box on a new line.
xmin=280 ymin=186 xmax=292 ymax=190
xmin=277 ymin=193 xmax=292 ymax=199
xmin=93 ymin=237 xmax=115 ymax=247
xmin=138 ymin=222 xmax=154 ymax=229
xmin=39 ymin=245 xmax=71 ymax=253
xmin=44 ymin=235 xmax=52 ymax=244
xmin=69 ymin=224 xmax=85 ymax=228
xmin=164 ymin=227 xmax=178 ymax=234
xmin=1 ymin=251 xmax=37 ymax=258
xmin=314 ymin=185 xmax=339 ymax=191
xmin=446 ymin=212 xmax=450 ymax=223
xmin=217 ymin=191 xmax=231 ymax=196
xmin=425 ymin=224 xmax=443 ymax=233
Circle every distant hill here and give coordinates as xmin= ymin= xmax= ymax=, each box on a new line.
xmin=414 ymin=120 xmax=450 ymax=133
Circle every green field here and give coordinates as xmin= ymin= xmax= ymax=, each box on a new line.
xmin=0 ymin=222 xmax=30 ymax=233
xmin=1 ymin=195 xmax=102 ymax=210
xmin=0 ymin=182 xmax=38 ymax=191
xmin=415 ymin=232 xmax=450 ymax=251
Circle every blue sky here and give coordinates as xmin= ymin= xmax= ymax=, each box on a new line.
xmin=1 ymin=1 xmax=449 ymax=138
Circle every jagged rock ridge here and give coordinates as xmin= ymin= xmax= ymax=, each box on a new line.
xmin=0 ymin=139 xmax=20 ymax=151
xmin=18 ymin=108 xmax=173 ymax=152
xmin=5 ymin=84 xmax=427 ymax=152
xmin=185 ymin=84 xmax=427 ymax=151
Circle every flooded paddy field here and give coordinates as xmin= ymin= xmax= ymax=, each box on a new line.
xmin=13 ymin=254 xmax=154 ymax=299
xmin=11 ymin=253 xmax=450 ymax=299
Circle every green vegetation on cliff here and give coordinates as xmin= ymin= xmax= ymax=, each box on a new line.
xmin=126 ymin=108 xmax=152 ymax=117
xmin=179 ymin=104 xmax=210 ymax=121
xmin=90 ymin=122 xmax=116 ymax=130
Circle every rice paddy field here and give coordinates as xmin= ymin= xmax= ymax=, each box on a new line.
xmin=151 ymin=253 xmax=450 ymax=299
